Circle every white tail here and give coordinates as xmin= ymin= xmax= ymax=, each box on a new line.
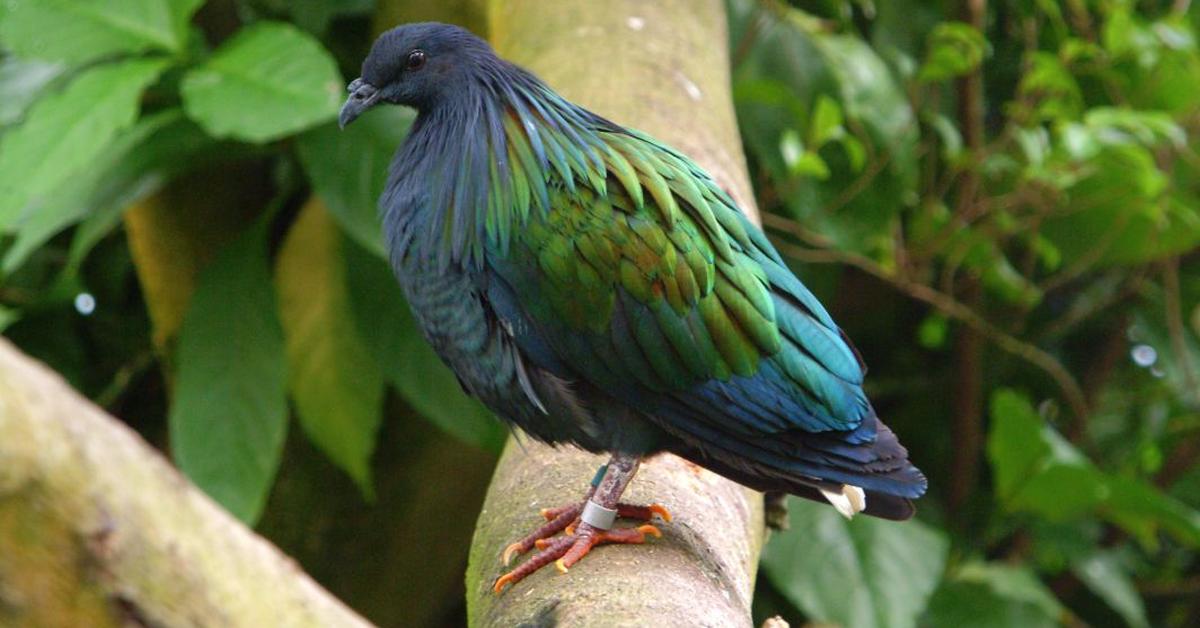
xmin=818 ymin=484 xmax=867 ymax=519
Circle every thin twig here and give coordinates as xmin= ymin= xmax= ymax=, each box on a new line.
xmin=730 ymin=3 xmax=766 ymax=69
xmin=948 ymin=0 xmax=988 ymax=520
xmin=1162 ymin=256 xmax=1200 ymax=408
xmin=1139 ymin=575 xmax=1200 ymax=597
xmin=94 ymin=351 xmax=156 ymax=410
xmin=763 ymin=213 xmax=1090 ymax=423
xmin=1038 ymin=273 xmax=1147 ymax=341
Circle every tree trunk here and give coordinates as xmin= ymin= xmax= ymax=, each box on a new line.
xmin=466 ymin=2 xmax=767 ymax=626
xmin=0 ymin=338 xmax=369 ymax=628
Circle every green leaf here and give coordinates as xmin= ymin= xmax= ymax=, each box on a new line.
xmin=1038 ymin=138 xmax=1200 ymax=266
xmin=0 ymin=305 xmax=19 ymax=332
xmin=285 ymin=0 xmax=373 ymax=35
xmin=762 ymin=497 xmax=948 ymax=628
xmin=296 ymin=107 xmax=415 ymax=259
xmin=839 ymin=134 xmax=867 ymax=172
xmin=917 ymin=314 xmax=948 ymax=349
xmin=923 ymin=112 xmax=963 ymax=161
xmin=1049 ymin=116 xmax=1188 ymax=261
xmin=732 ymin=6 xmax=917 ymax=254
xmin=0 ymin=58 xmax=168 ymax=232
xmin=2 ymin=109 xmax=213 ymax=275
xmin=275 ymin=199 xmax=383 ymax=496
xmin=988 ymin=389 xmax=1106 ymax=519
xmin=918 ymin=22 xmax=988 ymax=82
xmin=1084 ymin=108 xmax=1187 ymax=149
xmin=169 ymin=219 xmax=289 ymax=523
xmin=1071 ymin=550 xmax=1150 ymax=628
xmin=1015 ymin=53 xmax=1083 ymax=122
xmin=924 ymin=562 xmax=1065 ymax=628
xmin=958 ymin=562 xmax=1065 ymax=620
xmin=1104 ymin=476 xmax=1200 ymax=548
xmin=180 ymin=21 xmax=342 ymax=142
xmin=0 ymin=57 xmax=64 ymax=127
xmin=809 ymin=94 xmax=844 ymax=147
xmin=64 ymin=112 xmax=230 ymax=273
xmin=987 ymin=389 xmax=1054 ymax=501
xmin=343 ymin=239 xmax=507 ymax=452
xmin=0 ymin=0 xmax=201 ymax=64
xmin=779 ymin=129 xmax=805 ymax=173
xmin=793 ymin=150 xmax=831 ymax=180
xmin=816 ymin=33 xmax=918 ymax=172
xmin=988 ymin=389 xmax=1200 ymax=546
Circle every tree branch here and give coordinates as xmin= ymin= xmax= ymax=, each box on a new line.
xmin=947 ymin=0 xmax=987 ymax=521
xmin=465 ymin=1 xmax=767 ymax=626
xmin=0 ymin=338 xmax=370 ymax=627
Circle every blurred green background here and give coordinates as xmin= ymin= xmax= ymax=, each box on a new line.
xmin=2 ymin=0 xmax=1199 ymax=626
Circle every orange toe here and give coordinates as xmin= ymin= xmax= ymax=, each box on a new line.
xmin=649 ymin=503 xmax=673 ymax=522
xmin=494 ymin=572 xmax=516 ymax=594
xmin=637 ymin=524 xmax=662 ymax=538
xmin=502 ymin=543 xmax=523 ymax=566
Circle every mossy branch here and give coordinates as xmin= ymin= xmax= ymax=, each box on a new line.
xmin=0 ymin=338 xmax=369 ymax=628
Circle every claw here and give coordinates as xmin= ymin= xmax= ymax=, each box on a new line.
xmin=502 ymin=542 xmax=522 ymax=566
xmin=494 ymin=572 xmax=517 ymax=594
xmin=497 ymin=503 xmax=582 ymax=565
xmin=494 ymin=497 xmax=669 ymax=593
xmin=539 ymin=504 xmax=581 ymax=521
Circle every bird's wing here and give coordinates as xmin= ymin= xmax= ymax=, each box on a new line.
xmin=487 ymin=124 xmax=872 ymax=439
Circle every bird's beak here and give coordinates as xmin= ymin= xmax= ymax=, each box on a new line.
xmin=339 ymin=78 xmax=380 ymax=128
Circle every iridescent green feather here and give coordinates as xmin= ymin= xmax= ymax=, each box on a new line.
xmin=489 ymin=103 xmax=780 ymax=392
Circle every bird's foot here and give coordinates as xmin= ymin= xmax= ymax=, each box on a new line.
xmin=493 ymin=520 xmax=663 ymax=594
xmin=500 ymin=501 xmax=670 ymax=567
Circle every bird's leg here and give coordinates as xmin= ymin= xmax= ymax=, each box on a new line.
xmin=499 ymin=486 xmax=595 ymax=565
xmin=494 ymin=452 xmax=669 ymax=593
xmin=500 ymin=457 xmax=672 ymax=566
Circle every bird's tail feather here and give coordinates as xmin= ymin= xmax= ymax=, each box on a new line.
xmin=817 ymin=483 xmax=866 ymax=519
xmin=665 ymin=414 xmax=925 ymax=521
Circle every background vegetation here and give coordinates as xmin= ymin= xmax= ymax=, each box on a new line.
xmin=1 ymin=0 xmax=1198 ymax=625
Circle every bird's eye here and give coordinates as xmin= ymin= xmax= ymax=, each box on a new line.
xmin=406 ymin=49 xmax=426 ymax=71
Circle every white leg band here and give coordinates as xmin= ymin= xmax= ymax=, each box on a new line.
xmin=580 ymin=500 xmax=618 ymax=530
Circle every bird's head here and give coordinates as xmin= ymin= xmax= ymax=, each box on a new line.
xmin=339 ymin=22 xmax=496 ymax=128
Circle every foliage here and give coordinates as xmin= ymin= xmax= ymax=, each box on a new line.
xmin=0 ymin=0 xmax=1198 ymax=626
xmin=763 ymin=497 xmax=948 ymax=628
xmin=731 ymin=0 xmax=1200 ymax=625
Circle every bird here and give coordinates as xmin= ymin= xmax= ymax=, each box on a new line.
xmin=339 ymin=22 xmax=926 ymax=593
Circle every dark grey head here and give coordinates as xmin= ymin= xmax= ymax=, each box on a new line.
xmin=339 ymin=22 xmax=498 ymax=128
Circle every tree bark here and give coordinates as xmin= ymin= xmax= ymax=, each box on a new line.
xmin=0 ymin=338 xmax=370 ymax=628
xmin=466 ymin=2 xmax=767 ymax=626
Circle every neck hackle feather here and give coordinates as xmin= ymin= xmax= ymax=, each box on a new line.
xmin=383 ymin=54 xmax=742 ymax=276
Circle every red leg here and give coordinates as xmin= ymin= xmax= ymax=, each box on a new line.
xmin=494 ymin=522 xmax=662 ymax=593
xmin=501 ymin=502 xmax=584 ymax=565
xmin=493 ymin=452 xmax=668 ymax=594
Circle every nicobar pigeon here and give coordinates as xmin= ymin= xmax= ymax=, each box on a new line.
xmin=339 ymin=22 xmax=926 ymax=593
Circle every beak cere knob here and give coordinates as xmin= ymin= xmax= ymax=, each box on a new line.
xmin=339 ymin=79 xmax=380 ymax=129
